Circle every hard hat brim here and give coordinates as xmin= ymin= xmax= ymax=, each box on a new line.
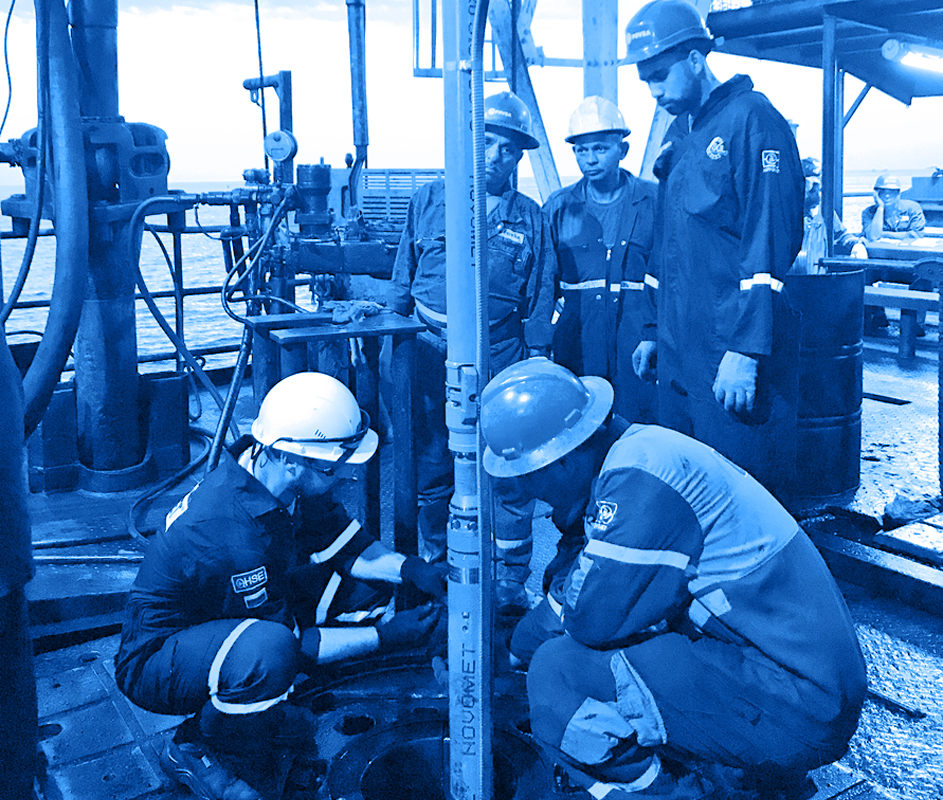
xmin=565 ymin=128 xmax=630 ymax=144
xmin=483 ymin=376 xmax=614 ymax=477
xmin=252 ymin=422 xmax=379 ymax=464
xmin=486 ymin=123 xmax=540 ymax=150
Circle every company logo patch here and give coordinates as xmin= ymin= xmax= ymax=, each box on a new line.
xmin=231 ymin=566 xmax=268 ymax=594
xmin=590 ymin=499 xmax=618 ymax=531
xmin=243 ymin=587 xmax=268 ymax=609
xmin=499 ymin=228 xmax=525 ymax=245
xmin=706 ymin=137 xmax=727 ymax=160
xmin=762 ymin=150 xmax=780 ymax=173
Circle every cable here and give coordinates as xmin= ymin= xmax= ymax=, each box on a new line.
xmin=129 ymin=196 xmax=239 ymax=440
xmin=253 ymin=0 xmax=269 ymax=173
xmin=220 ymin=197 xmax=291 ymax=325
xmin=127 ymin=426 xmax=214 ymax=542
xmin=0 ymin=0 xmax=16 ymax=138
xmin=0 ymin=0 xmax=47 ymax=325
xmin=194 ymin=205 xmax=222 ymax=240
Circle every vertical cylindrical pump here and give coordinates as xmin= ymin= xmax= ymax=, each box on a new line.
xmin=296 ymin=162 xmax=334 ymax=237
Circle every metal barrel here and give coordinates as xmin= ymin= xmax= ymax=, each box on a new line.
xmin=786 ymin=269 xmax=864 ymax=508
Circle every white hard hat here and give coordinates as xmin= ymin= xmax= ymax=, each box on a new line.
xmin=251 ymin=372 xmax=378 ymax=464
xmin=565 ymin=96 xmax=630 ymax=143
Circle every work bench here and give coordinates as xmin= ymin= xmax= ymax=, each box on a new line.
xmin=823 ymin=257 xmax=943 ymax=359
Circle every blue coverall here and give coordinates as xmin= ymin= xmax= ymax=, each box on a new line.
xmin=115 ymin=446 xmax=386 ymax=750
xmin=526 ymin=424 xmax=867 ymax=796
xmin=388 ymin=178 xmax=557 ymax=584
xmin=644 ymin=74 xmax=804 ymax=504
xmin=544 ymin=170 xmax=657 ymax=422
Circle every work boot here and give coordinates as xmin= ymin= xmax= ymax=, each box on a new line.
xmin=495 ymin=579 xmax=534 ymax=616
xmin=160 ymin=739 xmax=262 ymax=800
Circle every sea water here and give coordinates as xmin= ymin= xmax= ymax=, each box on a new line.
xmin=0 ymin=169 xmax=928 ymax=374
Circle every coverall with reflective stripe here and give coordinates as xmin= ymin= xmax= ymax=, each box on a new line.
xmin=388 ymin=178 xmax=557 ymax=581
xmin=115 ymin=448 xmax=381 ymax=744
xmin=527 ymin=424 xmax=866 ymax=791
xmin=645 ymin=74 xmax=804 ymax=503
xmin=544 ymin=171 xmax=657 ymax=422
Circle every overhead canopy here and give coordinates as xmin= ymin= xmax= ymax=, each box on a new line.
xmin=707 ymin=0 xmax=943 ymax=104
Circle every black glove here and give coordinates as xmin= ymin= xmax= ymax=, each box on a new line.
xmin=400 ymin=556 xmax=448 ymax=599
xmin=376 ymin=603 xmax=441 ymax=650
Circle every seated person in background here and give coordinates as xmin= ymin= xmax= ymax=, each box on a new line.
xmin=481 ymin=358 xmax=867 ymax=799
xmin=862 ymin=174 xmax=926 ymax=242
xmin=861 ymin=174 xmax=928 ymax=333
xmin=791 ymin=158 xmax=867 ymax=274
xmin=115 ymin=372 xmax=445 ymax=800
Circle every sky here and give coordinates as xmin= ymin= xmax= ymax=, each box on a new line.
xmin=2 ymin=0 xmax=942 ymax=190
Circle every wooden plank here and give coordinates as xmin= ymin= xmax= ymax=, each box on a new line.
xmin=864 ymin=286 xmax=938 ymax=311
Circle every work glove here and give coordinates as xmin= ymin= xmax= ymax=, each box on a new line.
xmin=376 ymin=603 xmax=441 ymax=650
xmin=400 ymin=555 xmax=448 ymax=600
xmin=632 ymin=340 xmax=657 ymax=382
xmin=713 ymin=351 xmax=758 ymax=413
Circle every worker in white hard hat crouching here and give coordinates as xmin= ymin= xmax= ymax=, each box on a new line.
xmin=115 ymin=372 xmax=446 ymax=800
xmin=544 ymin=95 xmax=657 ymax=426
xmin=481 ymin=357 xmax=866 ymax=799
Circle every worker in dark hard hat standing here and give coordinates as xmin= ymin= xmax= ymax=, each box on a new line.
xmin=544 ymin=96 xmax=657 ymax=424
xmin=480 ymin=357 xmax=867 ymax=799
xmin=388 ymin=90 xmax=557 ymax=612
xmin=626 ymin=0 xmax=804 ymax=506
xmin=115 ymin=372 xmax=445 ymax=800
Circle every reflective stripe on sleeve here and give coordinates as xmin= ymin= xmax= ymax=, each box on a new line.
xmin=583 ymin=539 xmax=690 ymax=570
xmin=739 ymin=273 xmax=784 ymax=292
xmin=208 ymin=618 xmax=291 ymax=714
xmin=316 ymin=572 xmax=343 ymax=625
xmin=643 ymin=273 xmax=658 ymax=290
xmin=414 ymin=298 xmax=448 ymax=323
xmin=310 ymin=521 xmax=362 ymax=564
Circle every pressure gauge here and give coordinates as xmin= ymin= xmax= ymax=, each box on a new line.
xmin=263 ymin=130 xmax=298 ymax=162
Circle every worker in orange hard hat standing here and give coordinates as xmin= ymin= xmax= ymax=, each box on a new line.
xmin=388 ymin=90 xmax=558 ymax=613
xmin=627 ymin=0 xmax=804 ymax=507
xmin=545 ymin=96 xmax=657 ymax=425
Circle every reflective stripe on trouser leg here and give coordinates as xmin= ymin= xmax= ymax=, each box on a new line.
xmin=527 ymin=635 xmax=663 ymax=789
xmin=493 ymin=474 xmax=535 ymax=583
xmin=208 ymin=618 xmax=299 ymax=714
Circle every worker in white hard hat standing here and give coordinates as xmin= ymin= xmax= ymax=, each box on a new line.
xmin=388 ymin=90 xmax=558 ymax=612
xmin=626 ymin=0 xmax=804 ymax=507
xmin=544 ymin=96 xmax=657 ymax=425
xmin=115 ymin=372 xmax=446 ymax=800
xmin=480 ymin=357 xmax=867 ymax=799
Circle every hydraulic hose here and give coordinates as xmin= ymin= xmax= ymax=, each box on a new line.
xmin=129 ymin=194 xmax=238 ymax=439
xmin=205 ymin=325 xmax=252 ymax=474
xmin=22 ymin=0 xmax=89 ymax=436
xmin=0 ymin=65 xmax=47 ymax=325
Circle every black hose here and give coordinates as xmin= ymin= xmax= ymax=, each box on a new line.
xmin=205 ymin=325 xmax=252 ymax=474
xmin=129 ymin=195 xmax=238 ymax=439
xmin=127 ymin=426 xmax=214 ymax=542
xmin=22 ymin=0 xmax=89 ymax=436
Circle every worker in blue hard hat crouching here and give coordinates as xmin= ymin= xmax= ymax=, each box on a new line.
xmin=115 ymin=372 xmax=446 ymax=800
xmin=480 ymin=357 xmax=867 ymax=799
